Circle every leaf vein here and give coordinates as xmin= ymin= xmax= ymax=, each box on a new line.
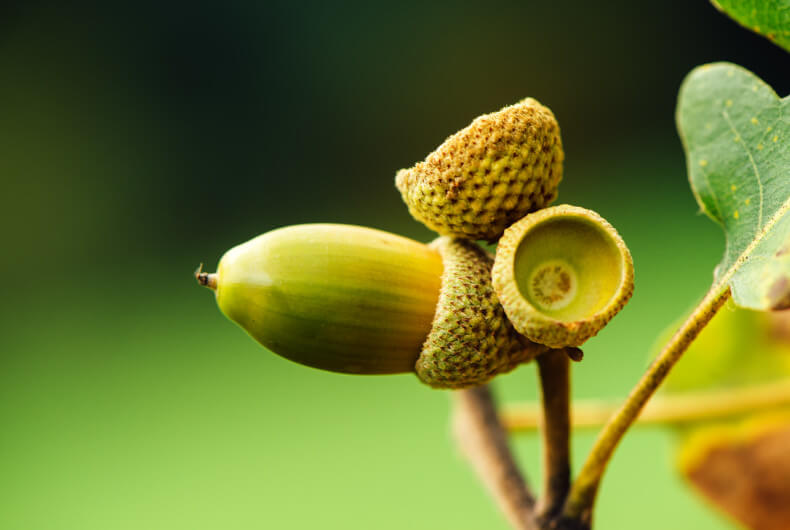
xmin=700 ymin=167 xmax=722 ymax=221
xmin=722 ymin=109 xmax=764 ymax=231
xmin=719 ymin=194 xmax=790 ymax=288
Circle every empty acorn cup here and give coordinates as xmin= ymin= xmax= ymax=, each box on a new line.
xmin=492 ymin=205 xmax=634 ymax=348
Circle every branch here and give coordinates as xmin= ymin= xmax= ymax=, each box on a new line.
xmin=535 ymin=349 xmax=571 ymax=522
xmin=502 ymin=379 xmax=790 ymax=431
xmin=562 ymin=283 xmax=732 ymax=525
xmin=453 ymin=385 xmax=538 ymax=530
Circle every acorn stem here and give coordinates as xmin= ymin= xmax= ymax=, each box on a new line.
xmin=452 ymin=385 xmax=538 ymax=530
xmin=502 ymin=379 xmax=790 ymax=432
xmin=535 ymin=349 xmax=572 ymax=524
xmin=562 ymin=283 xmax=732 ymax=524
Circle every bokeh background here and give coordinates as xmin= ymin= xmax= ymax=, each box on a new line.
xmin=2 ymin=2 xmax=789 ymax=529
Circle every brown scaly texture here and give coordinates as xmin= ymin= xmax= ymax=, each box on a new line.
xmin=396 ymin=98 xmax=564 ymax=241
xmin=416 ymin=237 xmax=547 ymax=389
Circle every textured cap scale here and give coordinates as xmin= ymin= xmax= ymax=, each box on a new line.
xmin=396 ymin=98 xmax=564 ymax=241
xmin=416 ymin=237 xmax=547 ymax=388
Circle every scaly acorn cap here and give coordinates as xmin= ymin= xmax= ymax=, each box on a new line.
xmin=492 ymin=205 xmax=634 ymax=348
xmin=395 ymin=98 xmax=564 ymax=241
xmin=198 ymin=224 xmax=544 ymax=387
xmin=416 ymin=237 xmax=547 ymax=388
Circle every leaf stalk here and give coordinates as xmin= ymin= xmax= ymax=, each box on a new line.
xmin=561 ymin=283 xmax=732 ymax=524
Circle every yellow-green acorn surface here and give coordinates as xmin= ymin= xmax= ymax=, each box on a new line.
xmin=198 ymin=224 xmax=542 ymax=386
xmin=201 ymin=224 xmax=443 ymax=375
xmin=396 ymin=98 xmax=563 ymax=241
xmin=492 ymin=205 xmax=634 ymax=348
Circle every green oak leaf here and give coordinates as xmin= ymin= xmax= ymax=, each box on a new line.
xmin=677 ymin=62 xmax=790 ymax=311
xmin=711 ymin=0 xmax=790 ymax=53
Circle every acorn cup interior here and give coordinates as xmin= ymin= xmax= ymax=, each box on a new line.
xmin=493 ymin=204 xmax=634 ymax=348
xmin=513 ymin=216 xmax=623 ymax=322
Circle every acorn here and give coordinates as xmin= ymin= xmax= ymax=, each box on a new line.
xmin=395 ymin=98 xmax=563 ymax=241
xmin=492 ymin=205 xmax=634 ymax=348
xmin=198 ymin=224 xmax=544 ymax=388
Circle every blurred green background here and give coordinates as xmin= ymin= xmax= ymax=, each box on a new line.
xmin=2 ymin=2 xmax=789 ymax=529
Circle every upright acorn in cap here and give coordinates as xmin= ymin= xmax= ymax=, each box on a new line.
xmin=492 ymin=205 xmax=634 ymax=348
xmin=396 ymin=98 xmax=564 ymax=241
xmin=198 ymin=224 xmax=544 ymax=388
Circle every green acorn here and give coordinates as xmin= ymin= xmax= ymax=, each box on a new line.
xmin=198 ymin=224 xmax=543 ymax=387
xmin=492 ymin=205 xmax=634 ymax=348
xmin=395 ymin=98 xmax=564 ymax=241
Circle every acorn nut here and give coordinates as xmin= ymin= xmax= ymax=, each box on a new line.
xmin=396 ymin=98 xmax=564 ymax=241
xmin=492 ymin=205 xmax=634 ymax=348
xmin=198 ymin=224 xmax=544 ymax=387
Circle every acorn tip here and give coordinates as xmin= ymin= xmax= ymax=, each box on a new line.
xmin=194 ymin=263 xmax=217 ymax=290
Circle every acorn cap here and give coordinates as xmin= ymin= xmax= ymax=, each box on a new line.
xmin=416 ymin=237 xmax=547 ymax=388
xmin=492 ymin=205 xmax=634 ymax=348
xmin=396 ymin=98 xmax=564 ymax=241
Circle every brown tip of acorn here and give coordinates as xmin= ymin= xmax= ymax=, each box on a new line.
xmin=194 ymin=263 xmax=217 ymax=290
